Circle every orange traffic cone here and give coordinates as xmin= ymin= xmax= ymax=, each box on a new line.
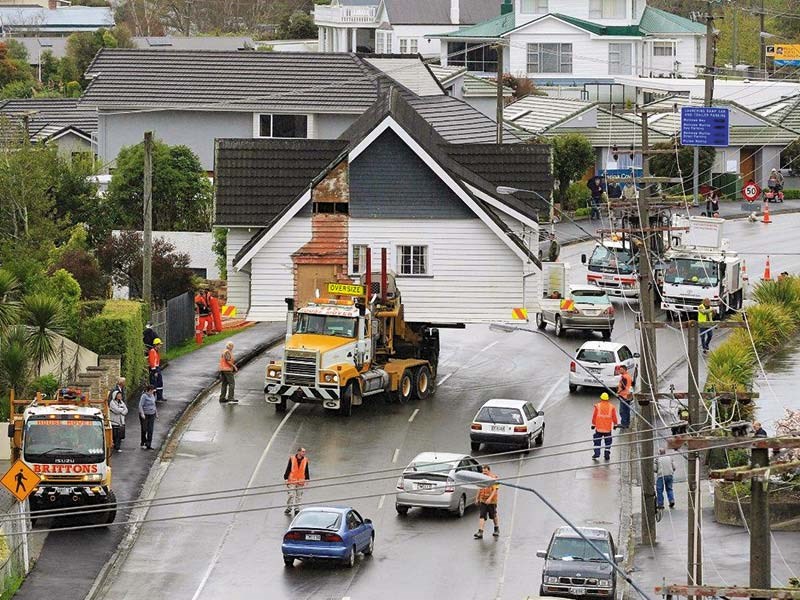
xmin=763 ymin=256 xmax=772 ymax=281
xmin=763 ymin=203 xmax=772 ymax=224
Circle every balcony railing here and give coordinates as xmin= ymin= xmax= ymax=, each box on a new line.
xmin=314 ymin=5 xmax=378 ymax=24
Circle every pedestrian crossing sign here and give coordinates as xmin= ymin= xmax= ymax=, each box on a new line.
xmin=1 ymin=460 xmax=40 ymax=502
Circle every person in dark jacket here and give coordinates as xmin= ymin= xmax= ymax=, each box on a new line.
xmin=587 ymin=176 xmax=605 ymax=221
xmin=752 ymin=421 xmax=768 ymax=437
xmin=143 ymin=323 xmax=158 ymax=351
xmin=283 ymin=448 xmax=310 ymax=516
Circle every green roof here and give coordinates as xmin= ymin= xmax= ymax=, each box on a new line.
xmin=639 ymin=6 xmax=706 ymax=35
xmin=551 ymin=13 xmax=641 ymax=37
xmin=436 ymin=11 xmax=515 ymax=39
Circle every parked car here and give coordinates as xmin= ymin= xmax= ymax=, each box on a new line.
xmin=537 ymin=526 xmax=623 ymax=598
xmin=470 ymin=399 xmax=545 ymax=452
xmin=395 ymin=452 xmax=481 ymax=518
xmin=536 ymin=285 xmax=615 ymax=339
xmin=568 ymin=341 xmax=639 ymax=393
xmin=282 ymin=506 xmax=374 ymax=568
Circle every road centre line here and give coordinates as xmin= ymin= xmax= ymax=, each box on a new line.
xmin=190 ymin=403 xmax=299 ymax=600
xmin=437 ymin=372 xmax=453 ymax=386
xmin=408 ymin=408 xmax=420 ymax=423
xmin=391 ymin=448 xmax=400 ymax=464
xmin=377 ymin=495 xmax=385 ymax=510
xmin=494 ymin=455 xmax=524 ymax=600
xmin=537 ymin=375 xmax=568 ymax=412
xmin=480 ymin=340 xmax=499 ymax=353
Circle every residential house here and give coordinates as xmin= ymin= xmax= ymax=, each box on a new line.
xmin=80 ymin=50 xmax=458 ymax=171
xmin=430 ymin=0 xmax=706 ymax=95
xmin=216 ymin=89 xmax=548 ymax=323
xmin=0 ymin=5 xmax=113 ymax=36
xmin=429 ymin=64 xmax=514 ymax=118
xmin=314 ymin=0 xmax=502 ymax=57
xmin=0 ymin=98 xmax=97 ymax=159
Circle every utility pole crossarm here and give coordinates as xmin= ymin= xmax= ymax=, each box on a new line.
xmin=655 ymin=586 xmax=800 ymax=599
xmin=709 ymin=461 xmax=800 ymax=481
xmin=631 ymin=391 xmax=759 ymax=401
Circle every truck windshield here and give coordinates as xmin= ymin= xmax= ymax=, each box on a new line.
xmin=588 ymin=245 xmax=635 ymax=274
xmin=23 ymin=418 xmax=105 ymax=463
xmin=549 ymin=537 xmax=612 ymax=561
xmin=296 ymin=314 xmax=357 ymax=338
xmin=663 ymin=258 xmax=719 ymax=287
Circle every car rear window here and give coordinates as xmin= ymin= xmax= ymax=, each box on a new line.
xmin=408 ymin=460 xmax=459 ymax=474
xmin=571 ymin=291 xmax=610 ymax=305
xmin=549 ymin=537 xmax=612 ymax=561
xmin=476 ymin=406 xmax=524 ymax=425
xmin=293 ymin=511 xmax=341 ymax=530
xmin=577 ymin=349 xmax=616 ymax=364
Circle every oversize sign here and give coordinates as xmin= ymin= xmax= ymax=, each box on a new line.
xmin=680 ymin=107 xmax=730 ymax=147
xmin=327 ymin=283 xmax=365 ymax=296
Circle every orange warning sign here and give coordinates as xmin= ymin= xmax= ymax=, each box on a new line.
xmin=1 ymin=460 xmax=41 ymax=502
xmin=560 ymin=298 xmax=576 ymax=311
xmin=511 ymin=308 xmax=528 ymax=320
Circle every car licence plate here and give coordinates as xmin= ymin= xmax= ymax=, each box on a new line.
xmin=416 ymin=482 xmax=433 ymax=490
xmin=305 ymin=534 xmax=321 ymax=541
xmin=491 ymin=425 xmax=505 ymax=432
xmin=569 ymin=587 xmax=586 ymax=596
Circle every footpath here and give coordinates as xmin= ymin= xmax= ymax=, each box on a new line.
xmin=13 ymin=322 xmax=285 ymax=600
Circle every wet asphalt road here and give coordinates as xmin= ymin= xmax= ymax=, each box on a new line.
xmin=100 ymin=217 xmax=795 ymax=600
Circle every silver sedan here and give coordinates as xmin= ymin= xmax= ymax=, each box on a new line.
xmin=395 ymin=452 xmax=481 ymax=518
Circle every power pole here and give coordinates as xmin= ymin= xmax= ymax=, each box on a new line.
xmin=694 ymin=12 xmax=717 ymax=204
xmin=142 ymin=131 xmax=153 ymax=308
xmin=732 ymin=9 xmax=739 ymax=68
xmin=687 ymin=321 xmax=702 ymax=597
xmin=759 ymin=0 xmax=766 ymax=77
xmin=495 ymin=43 xmax=504 ymax=144
xmin=750 ymin=446 xmax=771 ymax=600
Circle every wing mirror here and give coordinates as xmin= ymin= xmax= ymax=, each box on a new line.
xmin=364 ymin=518 xmax=373 ymax=525
xmin=614 ymin=553 xmax=624 ymax=562
xmin=633 ymin=353 xmax=640 ymax=358
xmin=538 ymin=410 xmax=544 ymax=416
xmin=536 ymin=550 xmax=548 ymax=559
xmin=581 ymin=254 xmax=587 ymax=264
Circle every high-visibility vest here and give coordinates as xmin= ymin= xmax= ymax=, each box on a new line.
xmin=477 ymin=474 xmax=499 ymax=504
xmin=148 ymin=347 xmax=160 ymax=369
xmin=617 ymin=371 xmax=633 ymax=400
xmin=219 ymin=350 xmax=235 ymax=371
xmin=698 ymin=305 xmax=713 ymax=323
xmin=592 ymin=400 xmax=618 ymax=433
xmin=288 ymin=456 xmax=308 ymax=484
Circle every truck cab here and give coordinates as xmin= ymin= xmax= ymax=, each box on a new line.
xmin=583 ymin=239 xmax=639 ymax=298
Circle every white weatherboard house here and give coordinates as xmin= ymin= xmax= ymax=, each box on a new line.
xmin=215 ymin=91 xmax=551 ymax=324
xmin=431 ymin=0 xmax=706 ymax=86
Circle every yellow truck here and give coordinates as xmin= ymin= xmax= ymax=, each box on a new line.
xmin=264 ymin=249 xmax=451 ymax=416
xmin=8 ymin=388 xmax=116 ymax=524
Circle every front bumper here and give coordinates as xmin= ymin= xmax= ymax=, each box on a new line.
xmin=396 ymin=491 xmax=458 ymax=510
xmin=569 ymin=371 xmax=617 ymax=389
xmin=587 ymin=276 xmax=638 ymax=298
xmin=541 ymin=584 xmax=614 ymax=598
xmin=30 ymin=485 xmax=110 ymax=510
xmin=562 ymin=316 xmax=615 ymax=331
xmin=470 ymin=432 xmax=528 ymax=446
xmin=265 ymin=383 xmax=340 ymax=409
xmin=281 ymin=541 xmax=349 ymax=560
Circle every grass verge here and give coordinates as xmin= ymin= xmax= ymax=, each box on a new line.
xmin=162 ymin=324 xmax=254 ymax=363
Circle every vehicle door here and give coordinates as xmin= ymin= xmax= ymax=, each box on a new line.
xmin=346 ymin=510 xmax=369 ymax=551
xmin=617 ymin=345 xmax=637 ymax=379
xmin=456 ymin=458 xmax=481 ymax=505
xmin=523 ymin=401 xmax=543 ymax=435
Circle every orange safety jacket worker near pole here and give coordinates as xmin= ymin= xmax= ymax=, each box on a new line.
xmin=591 ymin=393 xmax=619 ymax=460
xmin=195 ymin=293 xmax=212 ymax=333
xmin=209 ymin=294 xmax=223 ymax=334
xmin=148 ymin=340 xmax=164 ymax=403
xmin=617 ymin=368 xmax=633 ymax=428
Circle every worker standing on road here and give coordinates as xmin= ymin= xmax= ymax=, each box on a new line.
xmin=698 ymin=298 xmax=714 ymax=354
xmin=474 ymin=464 xmax=500 ymax=539
xmin=138 ymin=384 xmax=158 ymax=450
xmin=284 ymin=447 xmax=309 ymax=516
xmin=218 ymin=342 xmax=238 ymax=404
xmin=654 ymin=448 xmax=676 ymax=509
xmin=148 ymin=338 xmax=164 ymax=402
xmin=616 ymin=365 xmax=633 ymax=429
xmin=591 ymin=392 xmax=619 ymax=461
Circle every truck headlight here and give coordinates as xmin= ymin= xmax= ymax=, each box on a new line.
xmin=323 ymin=374 xmax=339 ymax=383
xmin=268 ymin=369 xmax=278 ymax=378
xmin=598 ymin=580 xmax=612 ymax=588
xmin=545 ymin=576 xmax=559 ymax=584
xmin=83 ymin=474 xmax=102 ymax=482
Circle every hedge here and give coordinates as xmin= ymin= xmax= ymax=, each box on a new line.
xmin=82 ymin=300 xmax=147 ymax=390
xmin=782 ymin=189 xmax=800 ymax=200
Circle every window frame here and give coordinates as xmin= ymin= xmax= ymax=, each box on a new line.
xmin=448 ymin=41 xmax=498 ymax=73
xmin=350 ymin=244 xmax=368 ymax=276
xmin=520 ymin=0 xmax=548 ymax=14
xmin=399 ymin=37 xmax=418 ymax=54
xmin=396 ymin=244 xmax=430 ymax=277
xmin=608 ymin=42 xmax=632 ymax=75
xmin=376 ymin=30 xmax=393 ymax=54
xmin=527 ymin=43 xmax=573 ymax=74
xmin=253 ymin=113 xmax=309 ymax=139
xmin=589 ymin=0 xmax=626 ymax=19
xmin=653 ymin=42 xmax=675 ymax=57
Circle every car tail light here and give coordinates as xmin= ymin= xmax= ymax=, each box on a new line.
xmin=396 ymin=476 xmax=404 ymax=490
xmin=603 ymin=306 xmax=615 ymax=316
xmin=284 ymin=531 xmax=303 ymax=541
xmin=513 ymin=425 xmax=528 ymax=433
xmin=445 ymin=477 xmax=455 ymax=493
xmin=322 ymin=533 xmax=343 ymax=543
xmin=570 ymin=361 xmax=576 ymax=372
xmin=614 ymin=365 xmax=623 ymax=375
xmin=471 ymin=423 xmax=482 ymax=430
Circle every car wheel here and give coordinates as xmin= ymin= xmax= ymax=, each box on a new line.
xmin=283 ymin=557 xmax=294 ymax=568
xmin=569 ymin=383 xmax=578 ymax=393
xmin=540 ymin=586 xmax=546 ymax=596
xmin=601 ymin=329 xmax=612 ymax=340
xmin=102 ymin=489 xmax=117 ymax=525
xmin=454 ymin=494 xmax=466 ymax=518
xmin=470 ymin=441 xmax=481 ymax=452
xmin=535 ymin=426 xmax=545 ymax=446
xmin=344 ymin=545 xmax=356 ymax=568
xmin=554 ymin=316 xmax=564 ymax=337
xmin=363 ymin=534 xmax=375 ymax=556
xmin=396 ymin=504 xmax=409 ymax=516
xmin=398 ymin=371 xmax=414 ymax=403
xmin=413 ymin=365 xmax=432 ymax=400
xmin=536 ymin=312 xmax=547 ymax=330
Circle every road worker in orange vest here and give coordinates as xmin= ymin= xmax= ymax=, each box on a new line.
xmin=617 ymin=364 xmax=633 ymax=429
xmin=284 ymin=447 xmax=310 ymax=516
xmin=148 ymin=338 xmax=164 ymax=402
xmin=591 ymin=392 xmax=619 ymax=461
xmin=218 ymin=342 xmax=237 ymax=404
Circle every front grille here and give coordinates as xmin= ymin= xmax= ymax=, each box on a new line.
xmin=284 ymin=350 xmax=317 ymax=386
xmin=42 ymin=475 xmax=85 ymax=484
xmin=558 ymin=577 xmax=599 ymax=586
xmin=665 ymin=296 xmax=702 ymax=306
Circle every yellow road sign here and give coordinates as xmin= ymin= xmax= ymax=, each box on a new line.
xmin=1 ymin=460 xmax=41 ymax=502
xmin=512 ymin=307 xmax=528 ymax=320
xmin=327 ymin=283 xmax=365 ymax=296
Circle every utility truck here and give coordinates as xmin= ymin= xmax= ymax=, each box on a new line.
xmin=583 ymin=236 xmax=639 ymax=298
xmin=264 ymin=248 xmax=454 ymax=416
xmin=8 ymin=388 xmax=116 ymax=524
xmin=660 ymin=216 xmax=745 ymax=316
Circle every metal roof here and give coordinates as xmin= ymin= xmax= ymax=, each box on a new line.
xmin=545 ymin=107 xmax=670 ymax=146
xmin=364 ymin=58 xmax=443 ymax=97
xmin=385 ymin=0 xmax=503 ymax=25
xmin=428 ymin=64 xmax=467 ymax=86
xmin=0 ymin=6 xmax=113 ymax=31
xmin=434 ymin=10 xmax=514 ymax=39
xmin=462 ymin=74 xmax=513 ymax=98
xmin=755 ymin=94 xmax=800 ymax=132
xmin=504 ymin=95 xmax=594 ymax=133
xmin=638 ymin=6 xmax=706 ymax=35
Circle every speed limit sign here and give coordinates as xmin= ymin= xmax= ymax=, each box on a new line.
xmin=742 ymin=181 xmax=761 ymax=202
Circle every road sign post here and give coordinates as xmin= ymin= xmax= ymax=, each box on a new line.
xmin=2 ymin=460 xmax=39 ymax=576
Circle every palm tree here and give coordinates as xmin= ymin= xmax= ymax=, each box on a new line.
xmin=22 ymin=294 xmax=65 ymax=377
xmin=0 ymin=326 xmax=30 ymax=398
xmin=0 ymin=269 xmax=20 ymax=333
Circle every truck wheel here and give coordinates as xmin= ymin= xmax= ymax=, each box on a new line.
xmin=554 ymin=316 xmax=564 ymax=337
xmin=338 ymin=383 xmax=355 ymax=417
xmin=275 ymin=397 xmax=287 ymax=413
xmin=536 ymin=312 xmax=547 ymax=330
xmin=103 ymin=490 xmax=117 ymax=525
xmin=414 ymin=365 xmax=432 ymax=400
xmin=398 ymin=371 xmax=414 ymax=403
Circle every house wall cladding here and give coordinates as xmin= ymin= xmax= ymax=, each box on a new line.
xmin=226 ymin=227 xmax=255 ymax=313
xmin=349 ymin=129 xmax=475 ymax=219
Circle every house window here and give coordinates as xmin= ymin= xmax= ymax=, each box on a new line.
xmin=256 ymin=114 xmax=308 ymax=138
xmin=589 ymin=0 xmax=625 ymax=19
xmin=653 ymin=42 xmax=675 ymax=57
xmin=449 ymin=42 xmax=498 ymax=72
xmin=399 ymin=38 xmax=418 ymax=54
xmin=527 ymin=43 xmax=572 ymax=74
xmin=351 ymin=245 xmax=368 ymax=275
xmin=397 ymin=245 xmax=428 ymax=276
xmin=520 ymin=0 xmax=548 ymax=14
xmin=608 ymin=43 xmax=632 ymax=75
xmin=376 ymin=31 xmax=393 ymax=54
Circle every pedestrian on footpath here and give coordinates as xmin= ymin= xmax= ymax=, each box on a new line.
xmin=654 ymin=448 xmax=676 ymax=509
xmin=139 ymin=384 xmax=158 ymax=450
xmin=109 ymin=390 xmax=128 ymax=452
xmin=284 ymin=447 xmax=309 ymax=516
xmin=107 ymin=377 xmax=126 ymax=405
xmin=698 ymin=298 xmax=714 ymax=354
xmin=591 ymin=392 xmax=619 ymax=461
xmin=474 ymin=464 xmax=500 ymax=539
xmin=148 ymin=338 xmax=165 ymax=402
xmin=752 ymin=421 xmax=768 ymax=437
xmin=616 ymin=364 xmax=633 ymax=429
xmin=219 ymin=342 xmax=238 ymax=404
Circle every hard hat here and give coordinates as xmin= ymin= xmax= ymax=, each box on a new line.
xmin=600 ymin=392 xmax=610 ymax=401
xmin=153 ymin=338 xmax=162 ymax=345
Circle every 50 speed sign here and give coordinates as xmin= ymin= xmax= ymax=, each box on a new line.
xmin=742 ymin=181 xmax=761 ymax=202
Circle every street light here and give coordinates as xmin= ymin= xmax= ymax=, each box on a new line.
xmin=457 ymin=469 xmax=652 ymax=600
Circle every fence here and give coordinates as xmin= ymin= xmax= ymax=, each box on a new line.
xmin=149 ymin=291 xmax=195 ymax=351
xmin=0 ymin=497 xmax=29 ymax=595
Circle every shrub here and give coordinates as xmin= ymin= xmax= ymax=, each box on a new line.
xmin=751 ymin=277 xmax=800 ymax=321
xmin=566 ymin=181 xmax=591 ymax=210
xmin=29 ymin=373 xmax=59 ymax=397
xmin=575 ymin=207 xmax=591 ymax=218
xmin=740 ymin=302 xmax=796 ymax=353
xmin=782 ymin=189 xmax=800 ymax=200
xmin=82 ymin=300 xmax=146 ymax=388
xmin=50 ymin=248 xmax=108 ymax=299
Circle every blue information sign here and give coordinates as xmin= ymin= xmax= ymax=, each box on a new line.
xmin=680 ymin=106 xmax=730 ymax=147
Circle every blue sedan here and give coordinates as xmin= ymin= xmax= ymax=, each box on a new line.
xmin=282 ymin=506 xmax=375 ymax=568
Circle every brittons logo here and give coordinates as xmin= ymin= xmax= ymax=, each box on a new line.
xmin=32 ymin=464 xmax=99 ymax=474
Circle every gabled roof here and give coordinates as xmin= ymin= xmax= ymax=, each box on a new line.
xmin=0 ymin=98 xmax=97 ymax=142
xmin=550 ymin=106 xmax=670 ymax=146
xmin=639 ymin=6 xmax=706 ymax=35
xmin=364 ymin=57 xmax=444 ymax=97
xmin=551 ymin=14 xmax=641 ymax=37
xmin=428 ymin=64 xmax=467 ymax=86
xmin=462 ymin=74 xmax=513 ymax=98
xmin=504 ymin=95 xmax=594 ymax=133
xmin=405 ymin=94 xmax=521 ymax=143
xmin=755 ymin=94 xmax=800 ymax=132
xmin=434 ymin=10 xmax=515 ymax=39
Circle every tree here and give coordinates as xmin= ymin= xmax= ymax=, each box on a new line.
xmin=649 ymin=142 xmax=715 ymax=190
xmin=212 ymin=227 xmax=227 ymax=280
xmin=0 ymin=270 xmax=20 ymax=333
xmin=0 ymin=326 xmax=30 ymax=397
xmin=107 ymin=140 xmax=213 ymax=232
xmin=5 ymin=40 xmax=28 ymax=62
xmin=22 ymin=293 xmax=66 ymax=376
xmin=551 ymin=133 xmax=595 ymax=207
xmin=51 ymin=249 xmax=109 ymax=299
xmin=65 ymin=27 xmax=135 ymax=84
xmin=278 ymin=10 xmax=317 ymax=39
xmin=781 ymin=139 xmax=800 ymax=176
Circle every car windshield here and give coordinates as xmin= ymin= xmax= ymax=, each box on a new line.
xmin=577 ymin=349 xmax=616 ymax=364
xmin=408 ymin=460 xmax=459 ymax=474
xmin=293 ymin=511 xmax=342 ymax=530
xmin=571 ymin=290 xmax=610 ymax=305
xmin=589 ymin=245 xmax=635 ymax=274
xmin=663 ymin=258 xmax=719 ymax=287
xmin=296 ymin=314 xmax=357 ymax=338
xmin=476 ymin=406 xmax=524 ymax=425
xmin=549 ymin=537 xmax=612 ymax=561
xmin=23 ymin=418 xmax=105 ymax=463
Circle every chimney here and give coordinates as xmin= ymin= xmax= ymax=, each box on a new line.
xmin=450 ymin=0 xmax=460 ymax=24
xmin=49 ymin=0 xmax=58 ymax=9
xmin=501 ymin=0 xmax=513 ymax=15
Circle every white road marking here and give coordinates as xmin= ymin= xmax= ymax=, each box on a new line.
xmin=408 ymin=408 xmax=420 ymax=423
xmin=377 ymin=495 xmax=385 ymax=510
xmin=175 ymin=452 xmax=198 ymax=459
xmin=480 ymin=340 xmax=499 ymax=353
xmin=191 ymin=403 xmax=299 ymax=600
xmin=391 ymin=448 xmax=400 ymax=463
xmin=494 ymin=456 xmax=524 ymax=600
xmin=438 ymin=372 xmax=453 ymax=386
xmin=537 ymin=375 xmax=568 ymax=412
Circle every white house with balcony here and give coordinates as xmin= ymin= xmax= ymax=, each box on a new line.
xmin=314 ymin=0 xmax=502 ymax=57
xmin=430 ymin=0 xmax=705 ymax=91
